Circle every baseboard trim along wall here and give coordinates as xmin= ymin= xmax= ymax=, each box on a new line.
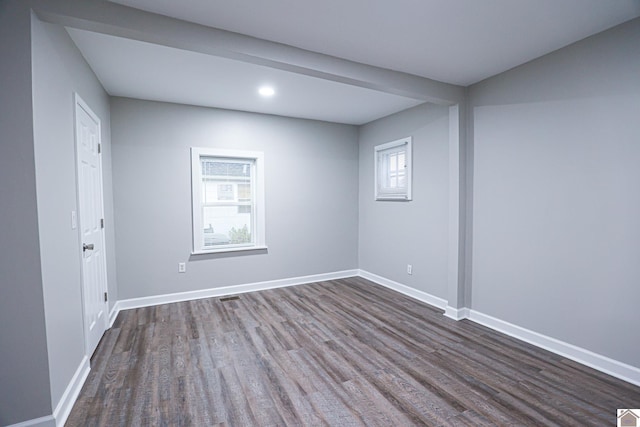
xmin=111 ymin=269 xmax=360 ymax=322
xmin=54 ymin=268 xmax=638 ymax=427
xmin=5 ymin=416 xmax=55 ymax=427
xmin=467 ymin=310 xmax=640 ymax=388
xmin=5 ymin=355 xmax=89 ymax=427
xmin=359 ymin=270 xmax=640 ymax=387
xmin=444 ymin=306 xmax=471 ymax=320
xmin=108 ymin=302 xmax=119 ymax=328
xmin=53 ymin=355 xmax=90 ymax=427
xmin=357 ymin=270 xmax=448 ymax=310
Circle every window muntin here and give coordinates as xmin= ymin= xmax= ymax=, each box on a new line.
xmin=191 ymin=148 xmax=265 ymax=254
xmin=375 ymin=137 xmax=412 ymax=201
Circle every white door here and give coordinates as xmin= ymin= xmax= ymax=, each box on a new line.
xmin=75 ymin=94 xmax=108 ymax=356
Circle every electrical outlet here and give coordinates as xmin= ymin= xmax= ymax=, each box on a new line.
xmin=178 ymin=262 xmax=186 ymax=273
xmin=407 ymin=264 xmax=412 ymax=275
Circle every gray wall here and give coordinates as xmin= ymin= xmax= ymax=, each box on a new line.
xmin=111 ymin=98 xmax=358 ymax=299
xmin=469 ymin=18 xmax=640 ymax=367
xmin=31 ymin=14 xmax=117 ymax=409
xmin=358 ymin=103 xmax=450 ymax=299
xmin=0 ymin=2 xmax=52 ymax=425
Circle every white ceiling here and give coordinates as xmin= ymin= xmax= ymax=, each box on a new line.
xmin=66 ymin=28 xmax=423 ymax=125
xmin=109 ymin=0 xmax=640 ymax=85
xmin=66 ymin=0 xmax=640 ymax=125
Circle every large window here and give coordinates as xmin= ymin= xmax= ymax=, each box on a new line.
xmin=191 ymin=148 xmax=265 ymax=254
xmin=375 ymin=137 xmax=412 ymax=201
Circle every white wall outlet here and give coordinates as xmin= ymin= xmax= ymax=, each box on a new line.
xmin=178 ymin=262 xmax=186 ymax=273
xmin=71 ymin=211 xmax=77 ymax=230
xmin=407 ymin=264 xmax=413 ymax=275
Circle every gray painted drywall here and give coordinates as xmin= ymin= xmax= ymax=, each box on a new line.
xmin=358 ymin=103 xmax=450 ymax=299
xmin=111 ymin=98 xmax=358 ymax=299
xmin=469 ymin=18 xmax=640 ymax=367
xmin=31 ymin=14 xmax=117 ymax=408
xmin=0 ymin=2 xmax=52 ymax=425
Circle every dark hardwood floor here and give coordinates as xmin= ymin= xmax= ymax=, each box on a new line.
xmin=66 ymin=277 xmax=640 ymax=426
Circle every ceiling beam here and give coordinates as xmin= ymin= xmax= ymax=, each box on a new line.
xmin=32 ymin=0 xmax=464 ymax=105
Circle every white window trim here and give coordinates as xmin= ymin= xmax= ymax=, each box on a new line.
xmin=191 ymin=147 xmax=266 ymax=255
xmin=374 ymin=137 xmax=412 ymax=201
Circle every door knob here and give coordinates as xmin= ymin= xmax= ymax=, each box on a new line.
xmin=83 ymin=243 xmax=95 ymax=252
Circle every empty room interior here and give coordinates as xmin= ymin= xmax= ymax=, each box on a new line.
xmin=1 ymin=0 xmax=640 ymax=426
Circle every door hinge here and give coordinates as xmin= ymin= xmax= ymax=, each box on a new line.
xmin=104 ymin=292 xmax=108 ymax=302
xmin=98 ymin=143 xmax=102 ymax=154
xmin=100 ymin=218 xmax=105 ymax=229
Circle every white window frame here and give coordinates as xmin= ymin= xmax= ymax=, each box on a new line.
xmin=191 ymin=147 xmax=266 ymax=254
xmin=374 ymin=137 xmax=412 ymax=201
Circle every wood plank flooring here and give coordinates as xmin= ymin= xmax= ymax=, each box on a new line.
xmin=66 ymin=277 xmax=640 ymax=426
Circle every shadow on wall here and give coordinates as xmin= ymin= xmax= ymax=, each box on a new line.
xmin=469 ymin=18 xmax=640 ymax=108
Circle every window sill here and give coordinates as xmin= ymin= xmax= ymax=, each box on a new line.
xmin=191 ymin=245 xmax=268 ymax=256
xmin=375 ymin=196 xmax=412 ymax=201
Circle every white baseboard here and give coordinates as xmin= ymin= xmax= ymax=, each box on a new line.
xmin=468 ymin=309 xmax=640 ymax=387
xmin=6 ymin=416 xmax=55 ymax=427
xmin=53 ymin=266 xmax=639 ymax=427
xmin=115 ymin=269 xmax=359 ymax=314
xmin=52 ymin=355 xmax=90 ymax=426
xmin=355 ymin=270 xmax=640 ymax=387
xmin=108 ymin=302 xmax=119 ymax=328
xmin=24 ymin=270 xmax=356 ymax=427
xmin=444 ymin=306 xmax=470 ymax=320
xmin=357 ymin=270 xmax=448 ymax=310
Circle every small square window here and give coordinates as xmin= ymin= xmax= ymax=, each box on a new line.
xmin=374 ymin=137 xmax=412 ymax=201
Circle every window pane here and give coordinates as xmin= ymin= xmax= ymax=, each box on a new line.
xmin=203 ymin=181 xmax=216 ymax=204
xmin=389 ymin=153 xmax=398 ymax=172
xmin=201 ymin=159 xmax=252 ymax=179
xmin=193 ymin=148 xmax=264 ymax=253
xmin=379 ymin=148 xmax=406 ymax=190
xmin=217 ymin=184 xmax=234 ymax=201
xmin=397 ymin=170 xmax=406 ymax=188
xmin=202 ymin=205 xmax=252 ymax=246
xmin=199 ymin=157 xmax=253 ymax=247
xmin=374 ymin=137 xmax=411 ymax=200
xmin=237 ymin=183 xmax=251 ymax=201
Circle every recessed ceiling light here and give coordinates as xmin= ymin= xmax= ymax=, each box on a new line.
xmin=258 ymin=86 xmax=275 ymax=97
